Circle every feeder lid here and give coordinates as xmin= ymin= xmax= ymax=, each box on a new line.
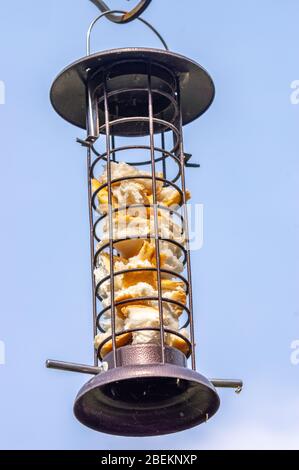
xmin=50 ymin=47 xmax=215 ymax=130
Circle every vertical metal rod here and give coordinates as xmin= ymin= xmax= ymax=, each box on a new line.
xmin=161 ymin=132 xmax=167 ymax=180
xmin=86 ymin=86 xmax=98 ymax=141
xmin=103 ymin=75 xmax=117 ymax=368
xmin=111 ymin=135 xmax=116 ymax=162
xmin=176 ymin=81 xmax=196 ymax=370
xmin=87 ymin=146 xmax=98 ymax=367
xmin=147 ymin=63 xmax=165 ymax=363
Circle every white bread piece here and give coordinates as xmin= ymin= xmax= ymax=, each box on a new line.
xmin=93 ymin=161 xmax=190 ymax=213
xmin=101 ymin=281 xmax=186 ymax=319
xmin=95 ymin=162 xmax=163 ymax=204
xmin=96 ymin=240 xmax=184 ymax=275
xmin=94 ymin=253 xmax=125 ymax=301
xmin=101 ymin=212 xmax=184 ymax=244
xmin=121 ymin=304 xmax=179 ymax=345
xmin=107 ymin=162 xmax=163 ymax=195
xmin=115 ymin=281 xmax=186 ymax=316
xmin=95 ymin=242 xmax=186 ymax=307
xmin=109 ymin=180 xmax=147 ymax=207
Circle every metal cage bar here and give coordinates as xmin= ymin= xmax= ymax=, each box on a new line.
xmin=93 ymin=203 xmax=185 ymax=243
xmin=147 ymin=62 xmax=166 ymax=363
xmin=103 ymin=74 xmax=118 ymax=367
xmin=94 ymin=237 xmax=188 ymax=267
xmin=97 ymin=327 xmax=193 ymax=361
xmin=87 ymin=147 xmax=99 ymax=366
xmin=91 ymin=176 xmax=184 ymax=211
xmin=176 ymin=80 xmax=197 ymax=370
xmin=90 ymin=144 xmax=181 ymax=179
xmin=86 ymin=59 xmax=197 ymax=367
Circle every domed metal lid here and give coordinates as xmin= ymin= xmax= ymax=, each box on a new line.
xmin=50 ymin=47 xmax=215 ymax=131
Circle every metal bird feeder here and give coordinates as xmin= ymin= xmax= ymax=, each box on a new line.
xmin=46 ymin=6 xmax=242 ymax=437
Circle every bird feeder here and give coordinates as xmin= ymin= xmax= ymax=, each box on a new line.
xmin=46 ymin=10 xmax=242 ymax=437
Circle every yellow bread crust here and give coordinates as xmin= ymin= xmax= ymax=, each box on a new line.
xmin=166 ymin=291 xmax=187 ymax=316
xmin=161 ymin=279 xmax=185 ymax=291
xmin=96 ymin=332 xmax=132 ymax=358
xmin=122 ymin=270 xmax=157 ymax=289
xmin=92 ymin=179 xmax=118 ymax=213
xmin=168 ymin=334 xmax=190 ymax=356
xmin=101 ymin=241 xmax=170 ymax=283
xmin=92 ymin=178 xmax=189 ymax=215
xmin=114 ymin=293 xmax=153 ymax=318
xmin=114 ymin=239 xmax=144 ymax=258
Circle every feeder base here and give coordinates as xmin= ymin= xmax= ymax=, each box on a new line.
xmin=74 ymin=363 xmax=220 ymax=436
xmin=105 ymin=343 xmax=187 ymax=369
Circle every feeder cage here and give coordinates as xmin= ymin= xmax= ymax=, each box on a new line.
xmin=46 ymin=10 xmax=242 ymax=437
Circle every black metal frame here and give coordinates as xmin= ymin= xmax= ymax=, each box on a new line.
xmin=84 ymin=58 xmax=197 ymax=369
xmin=46 ymin=15 xmax=243 ymax=436
xmin=47 ymin=50 xmax=242 ymax=394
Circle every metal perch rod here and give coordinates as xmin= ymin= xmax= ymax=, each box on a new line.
xmin=46 ymin=359 xmax=107 ymax=375
xmin=46 ymin=360 xmax=243 ymax=392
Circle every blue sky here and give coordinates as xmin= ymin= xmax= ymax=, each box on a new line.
xmin=0 ymin=0 xmax=298 ymax=450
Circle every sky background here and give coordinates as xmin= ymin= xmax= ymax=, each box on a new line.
xmin=0 ymin=0 xmax=298 ymax=450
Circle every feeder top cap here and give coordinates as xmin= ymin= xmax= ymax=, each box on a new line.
xmin=50 ymin=47 xmax=215 ymax=131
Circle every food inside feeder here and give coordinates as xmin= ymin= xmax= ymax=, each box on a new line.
xmin=93 ymin=162 xmax=190 ymax=358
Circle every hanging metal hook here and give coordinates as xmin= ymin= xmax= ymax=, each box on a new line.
xmin=87 ymin=10 xmax=168 ymax=55
xmin=90 ymin=0 xmax=152 ymax=24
